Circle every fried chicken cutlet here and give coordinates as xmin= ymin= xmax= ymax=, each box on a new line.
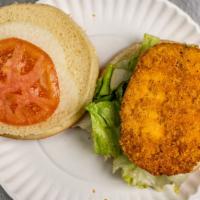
xmin=120 ymin=43 xmax=200 ymax=176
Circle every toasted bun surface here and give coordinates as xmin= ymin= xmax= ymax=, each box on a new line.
xmin=0 ymin=3 xmax=99 ymax=139
xmin=119 ymin=42 xmax=200 ymax=176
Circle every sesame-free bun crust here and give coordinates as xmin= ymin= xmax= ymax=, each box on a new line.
xmin=0 ymin=3 xmax=99 ymax=139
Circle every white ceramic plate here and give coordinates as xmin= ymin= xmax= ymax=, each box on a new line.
xmin=1 ymin=0 xmax=200 ymax=199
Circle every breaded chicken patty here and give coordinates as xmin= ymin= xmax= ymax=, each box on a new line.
xmin=120 ymin=43 xmax=200 ymax=176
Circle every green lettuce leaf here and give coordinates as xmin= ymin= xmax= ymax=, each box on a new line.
xmin=94 ymin=64 xmax=114 ymax=100
xmin=114 ymin=81 xmax=128 ymax=102
xmin=86 ymin=101 xmax=121 ymax=158
xmin=140 ymin=33 xmax=160 ymax=53
xmin=115 ymin=33 xmax=160 ymax=72
xmin=113 ymin=155 xmax=188 ymax=191
xmin=87 ymin=33 xmax=160 ymax=158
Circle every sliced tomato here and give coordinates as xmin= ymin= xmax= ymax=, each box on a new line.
xmin=0 ymin=38 xmax=60 ymax=125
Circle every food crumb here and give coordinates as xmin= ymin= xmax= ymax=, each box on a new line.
xmin=104 ymin=199 xmax=108 ymax=200
xmin=92 ymin=13 xmax=96 ymax=17
xmin=92 ymin=188 xmax=96 ymax=193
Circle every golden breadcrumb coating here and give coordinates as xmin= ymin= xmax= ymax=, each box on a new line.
xmin=120 ymin=43 xmax=200 ymax=176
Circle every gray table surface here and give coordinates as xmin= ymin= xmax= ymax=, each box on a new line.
xmin=0 ymin=0 xmax=200 ymax=199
